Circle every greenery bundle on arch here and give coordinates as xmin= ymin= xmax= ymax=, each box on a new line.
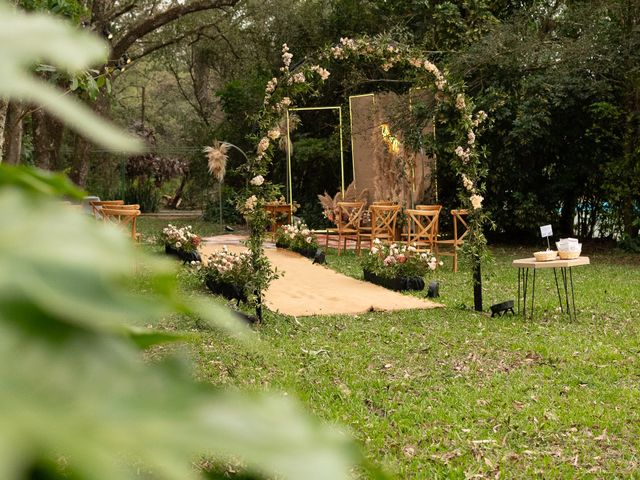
xmin=238 ymin=35 xmax=491 ymax=312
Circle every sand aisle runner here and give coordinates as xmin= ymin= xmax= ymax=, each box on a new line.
xmin=199 ymin=242 xmax=442 ymax=317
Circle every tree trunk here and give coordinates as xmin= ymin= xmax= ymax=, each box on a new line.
xmin=70 ymin=91 xmax=110 ymax=186
xmin=0 ymin=98 xmax=8 ymax=161
xmin=168 ymin=173 xmax=188 ymax=208
xmin=3 ymin=101 xmax=26 ymax=165
xmin=559 ymin=193 xmax=576 ymax=237
xmin=32 ymin=109 xmax=65 ymax=170
xmin=473 ymin=257 xmax=483 ymax=312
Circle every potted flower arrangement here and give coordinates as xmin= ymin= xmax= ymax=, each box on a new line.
xmin=361 ymin=239 xmax=438 ymax=291
xmin=199 ymin=247 xmax=252 ymax=304
xmin=159 ymin=224 xmax=201 ymax=263
xmin=275 ymin=221 xmax=319 ymax=259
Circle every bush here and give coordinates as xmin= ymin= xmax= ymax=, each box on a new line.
xmin=618 ymin=234 xmax=640 ymax=253
xmin=275 ymin=221 xmax=319 ymax=255
xmin=361 ymin=239 xmax=438 ymax=279
xmin=203 ymin=185 xmax=243 ymax=224
xmin=124 ymin=178 xmax=160 ymax=212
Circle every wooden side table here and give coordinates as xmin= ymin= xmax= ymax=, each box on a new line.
xmin=264 ymin=203 xmax=292 ymax=236
xmin=512 ymin=256 xmax=590 ymax=320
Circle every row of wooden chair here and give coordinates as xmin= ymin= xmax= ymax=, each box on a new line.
xmin=90 ymin=200 xmax=141 ymax=240
xmin=325 ymin=201 xmax=468 ymax=272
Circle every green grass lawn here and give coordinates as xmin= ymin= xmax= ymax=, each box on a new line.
xmin=139 ymin=225 xmax=640 ymax=478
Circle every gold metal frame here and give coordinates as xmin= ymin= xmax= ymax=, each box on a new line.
xmin=286 ymin=106 xmax=345 ymax=204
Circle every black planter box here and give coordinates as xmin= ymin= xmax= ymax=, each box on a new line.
xmin=363 ymin=269 xmax=425 ymax=291
xmin=178 ymin=250 xmax=201 ymax=263
xmin=275 ymin=242 xmax=317 ymax=260
xmin=292 ymin=245 xmax=317 ymax=259
xmin=165 ymin=244 xmax=201 ymax=263
xmin=205 ymin=276 xmax=247 ymax=304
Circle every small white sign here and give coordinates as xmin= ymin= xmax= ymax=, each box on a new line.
xmin=540 ymin=225 xmax=553 ymax=238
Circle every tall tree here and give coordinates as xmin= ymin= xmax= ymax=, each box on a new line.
xmin=15 ymin=0 xmax=239 ymax=186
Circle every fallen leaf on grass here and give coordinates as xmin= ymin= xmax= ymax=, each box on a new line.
xmin=403 ymin=445 xmax=416 ymax=458
xmin=594 ymin=429 xmax=608 ymax=441
xmin=429 ymin=449 xmax=462 ymax=464
xmin=301 ymin=347 xmax=329 ymax=356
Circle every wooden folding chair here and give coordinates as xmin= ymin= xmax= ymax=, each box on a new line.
xmin=101 ymin=206 xmax=142 ymax=241
xmin=334 ymin=201 xmax=364 ymax=255
xmin=415 ymin=204 xmax=442 ymax=237
xmin=358 ymin=203 xmax=400 ymax=252
xmin=405 ymin=208 xmax=440 ymax=253
xmin=90 ymin=200 xmax=124 ymax=219
xmin=416 ymin=204 xmax=442 ymax=212
xmin=435 ymin=209 xmax=469 ymax=272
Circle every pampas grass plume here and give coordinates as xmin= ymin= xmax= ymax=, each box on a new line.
xmin=204 ymin=140 xmax=229 ymax=183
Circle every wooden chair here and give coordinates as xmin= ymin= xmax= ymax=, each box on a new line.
xmin=358 ymin=203 xmax=400 ymax=252
xmin=334 ymin=201 xmax=364 ymax=255
xmin=90 ymin=200 xmax=124 ymax=219
xmin=415 ymin=204 xmax=442 ymax=238
xmin=435 ymin=209 xmax=469 ymax=272
xmin=101 ymin=206 xmax=141 ymax=241
xmin=416 ymin=204 xmax=442 ymax=212
xmin=405 ymin=208 xmax=440 ymax=253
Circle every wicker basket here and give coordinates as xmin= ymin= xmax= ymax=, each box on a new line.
xmin=534 ymin=250 xmax=558 ymax=262
xmin=558 ymin=250 xmax=581 ymax=260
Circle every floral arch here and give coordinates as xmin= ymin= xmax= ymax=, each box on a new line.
xmin=234 ymin=35 xmax=490 ymax=318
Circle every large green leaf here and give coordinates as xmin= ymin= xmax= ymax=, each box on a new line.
xmin=0 ymin=186 xmax=256 ymax=340
xmin=0 ymin=165 xmax=85 ymax=199
xmin=0 ymin=319 xmax=356 ymax=480
xmin=0 ymin=187 xmax=359 ymax=479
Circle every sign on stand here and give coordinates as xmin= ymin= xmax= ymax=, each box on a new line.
xmin=540 ymin=224 xmax=553 ymax=250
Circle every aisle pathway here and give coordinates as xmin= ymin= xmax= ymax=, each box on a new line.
xmin=200 ymin=235 xmax=442 ymax=317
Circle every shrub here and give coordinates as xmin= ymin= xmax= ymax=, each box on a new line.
xmin=160 ymin=224 xmax=201 ymax=254
xmin=199 ymin=246 xmax=253 ymax=288
xmin=276 ymin=221 xmax=318 ymax=253
xmin=361 ymin=239 xmax=439 ymax=279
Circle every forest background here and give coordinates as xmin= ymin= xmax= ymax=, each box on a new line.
xmin=2 ymin=0 xmax=639 ymax=245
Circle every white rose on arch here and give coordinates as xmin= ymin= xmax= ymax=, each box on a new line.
xmin=470 ymin=194 xmax=484 ymax=210
xmin=257 ymin=137 xmax=270 ymax=155
xmin=244 ymin=195 xmax=258 ymax=212
xmin=267 ymin=127 xmax=281 ymax=140
xmin=250 ymin=175 xmax=265 ymax=186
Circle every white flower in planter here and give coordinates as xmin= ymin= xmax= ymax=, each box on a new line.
xmin=250 ymin=175 xmax=265 ymax=186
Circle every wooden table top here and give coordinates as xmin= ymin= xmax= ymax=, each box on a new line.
xmin=512 ymin=256 xmax=590 ymax=269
